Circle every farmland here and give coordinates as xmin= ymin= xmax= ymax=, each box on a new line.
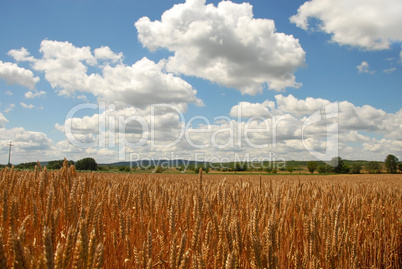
xmin=0 ymin=162 xmax=401 ymax=268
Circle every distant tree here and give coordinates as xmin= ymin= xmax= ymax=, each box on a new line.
xmin=307 ymin=161 xmax=318 ymax=174
xmin=271 ymin=169 xmax=277 ymax=174
xmin=154 ymin=165 xmax=163 ymax=173
xmin=119 ymin=166 xmax=130 ymax=172
xmin=399 ymin=163 xmax=402 ymax=173
xmin=317 ymin=164 xmax=333 ymax=173
xmin=194 ymin=166 xmax=209 ymax=173
xmin=97 ymin=166 xmax=109 ymax=171
xmin=384 ymin=154 xmax=398 ymax=174
xmin=350 ymin=163 xmax=362 ymax=174
xmin=266 ymin=166 xmax=273 ymax=174
xmin=15 ymin=162 xmax=37 ymax=170
xmin=176 ymin=166 xmax=184 ymax=172
xmin=366 ymin=161 xmax=381 ymax=174
xmin=287 ymin=167 xmax=294 ymax=173
xmin=75 ymin=157 xmax=98 ymax=171
xmin=234 ymin=163 xmax=247 ymax=172
xmin=317 ymin=165 xmax=326 ymax=174
xmin=48 ymin=160 xmax=74 ymax=170
xmin=330 ymin=157 xmax=350 ymax=173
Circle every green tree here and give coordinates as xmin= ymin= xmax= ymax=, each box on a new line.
xmin=286 ymin=167 xmax=294 ymax=173
xmin=317 ymin=164 xmax=331 ymax=173
xmin=330 ymin=157 xmax=350 ymax=173
xmin=399 ymin=163 xmax=402 ymax=173
xmin=75 ymin=157 xmax=98 ymax=171
xmin=15 ymin=162 xmax=37 ymax=170
xmin=194 ymin=165 xmax=209 ymax=173
xmin=384 ymin=154 xmax=398 ymax=174
xmin=119 ymin=166 xmax=130 ymax=172
xmin=154 ymin=165 xmax=163 ymax=173
xmin=350 ymin=163 xmax=362 ymax=174
xmin=366 ymin=161 xmax=381 ymax=174
xmin=307 ymin=161 xmax=318 ymax=174
xmin=48 ymin=160 xmax=74 ymax=170
xmin=266 ymin=166 xmax=273 ymax=174
xmin=233 ymin=163 xmax=247 ymax=171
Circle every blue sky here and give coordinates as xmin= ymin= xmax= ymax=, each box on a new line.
xmin=0 ymin=0 xmax=401 ymax=164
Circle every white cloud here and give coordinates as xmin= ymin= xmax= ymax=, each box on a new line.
xmin=0 ymin=127 xmax=55 ymax=163
xmin=77 ymin=94 xmax=88 ymax=101
xmin=230 ymin=100 xmax=276 ymax=118
xmin=356 ymin=61 xmax=375 ymax=74
xmin=55 ymin=94 xmax=402 ymax=161
xmin=4 ymin=104 xmax=15 ymax=113
xmin=228 ymin=94 xmax=402 ymax=159
xmin=5 ymin=90 xmax=12 ymax=96
xmin=383 ymin=67 xmax=396 ymax=73
xmin=135 ymin=0 xmax=305 ymax=94
xmin=290 ymin=0 xmax=402 ymax=50
xmin=275 ymin=94 xmax=331 ymax=118
xmin=20 ymin=102 xmax=34 ymax=109
xmin=380 ymin=109 xmax=402 ymax=141
xmin=338 ymin=102 xmax=388 ymax=133
xmin=0 ymin=61 xmax=39 ymax=89
xmin=13 ymin=40 xmax=202 ymax=110
xmin=8 ymin=47 xmax=35 ymax=62
xmin=340 ymin=131 xmax=370 ymax=143
xmin=231 ymin=94 xmax=331 ymax=118
xmin=362 ymin=138 xmax=402 ymax=159
xmin=0 ymin=113 xmax=8 ymax=128
xmin=25 ymin=90 xmax=46 ymax=99
xmin=89 ymin=57 xmax=203 ymax=109
xmin=94 ymin=46 xmax=123 ymax=63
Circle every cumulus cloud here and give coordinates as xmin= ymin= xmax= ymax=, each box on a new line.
xmin=228 ymin=94 xmax=402 ymax=159
xmin=275 ymin=95 xmax=331 ymax=118
xmin=0 ymin=61 xmax=39 ymax=89
xmin=356 ymin=61 xmax=375 ymax=74
xmin=20 ymin=102 xmax=34 ymax=109
xmin=94 ymin=46 xmax=123 ymax=63
xmin=4 ymin=104 xmax=15 ymax=113
xmin=362 ymin=138 xmax=402 ymax=160
xmin=230 ymin=100 xmax=277 ymax=118
xmin=8 ymin=47 xmax=35 ymax=62
xmin=230 ymin=94 xmax=330 ymax=118
xmin=56 ymin=93 xmax=402 ymax=161
xmin=383 ymin=67 xmax=396 ymax=73
xmin=232 ymin=94 xmax=398 ymax=136
xmin=0 ymin=113 xmax=8 ymax=128
xmin=290 ymin=0 xmax=402 ymax=50
xmin=0 ymin=127 xmax=55 ymax=163
xmin=89 ymin=57 xmax=203 ymax=109
xmin=135 ymin=0 xmax=305 ymax=94
xmin=25 ymin=90 xmax=46 ymax=99
xmin=11 ymin=40 xmax=202 ymax=109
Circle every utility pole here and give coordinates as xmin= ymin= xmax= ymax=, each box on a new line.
xmin=7 ymin=141 xmax=12 ymax=167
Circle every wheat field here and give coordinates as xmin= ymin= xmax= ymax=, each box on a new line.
xmin=0 ymin=161 xmax=401 ymax=268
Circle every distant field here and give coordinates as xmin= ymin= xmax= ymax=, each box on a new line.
xmin=1 ymin=164 xmax=401 ymax=268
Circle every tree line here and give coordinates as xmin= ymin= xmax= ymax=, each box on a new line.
xmin=306 ymin=154 xmax=401 ymax=174
xmin=5 ymin=154 xmax=402 ymax=174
